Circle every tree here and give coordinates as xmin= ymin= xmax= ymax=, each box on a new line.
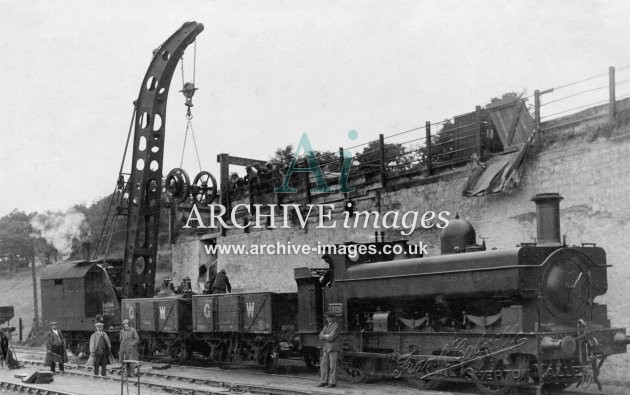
xmin=355 ymin=140 xmax=409 ymax=176
xmin=270 ymin=145 xmax=343 ymax=172
xmin=0 ymin=210 xmax=35 ymax=262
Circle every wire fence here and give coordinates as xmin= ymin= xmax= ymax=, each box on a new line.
xmin=535 ymin=65 xmax=630 ymax=136
xmin=210 ymin=65 xmax=630 ymax=214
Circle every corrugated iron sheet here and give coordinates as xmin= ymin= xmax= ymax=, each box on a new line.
xmin=463 ymin=144 xmax=528 ymax=197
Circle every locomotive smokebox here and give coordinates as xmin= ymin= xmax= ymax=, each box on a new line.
xmin=532 ymin=193 xmax=563 ymax=246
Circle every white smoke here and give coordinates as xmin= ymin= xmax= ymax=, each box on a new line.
xmin=30 ymin=208 xmax=91 ymax=259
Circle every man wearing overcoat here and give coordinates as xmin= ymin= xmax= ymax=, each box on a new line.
xmin=44 ymin=321 xmax=67 ymax=373
xmin=89 ymin=321 xmax=113 ymax=376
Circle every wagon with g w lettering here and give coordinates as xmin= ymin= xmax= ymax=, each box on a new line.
xmin=190 ymin=292 xmax=298 ymax=372
xmin=121 ymin=297 xmax=192 ymax=360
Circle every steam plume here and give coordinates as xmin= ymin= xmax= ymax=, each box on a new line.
xmin=30 ymin=208 xmax=90 ymax=259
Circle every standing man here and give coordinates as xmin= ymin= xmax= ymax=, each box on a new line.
xmin=44 ymin=321 xmax=67 ymax=373
xmin=212 ymin=269 xmax=232 ymax=294
xmin=89 ymin=321 xmax=112 ymax=377
xmin=119 ymin=319 xmax=139 ymax=377
xmin=0 ymin=327 xmax=20 ymax=369
xmin=317 ymin=312 xmax=341 ymax=388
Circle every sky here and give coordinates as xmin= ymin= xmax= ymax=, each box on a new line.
xmin=1 ymin=0 xmax=630 ymax=217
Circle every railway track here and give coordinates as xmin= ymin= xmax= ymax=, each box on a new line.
xmin=0 ymin=379 xmax=77 ymax=395
xmin=11 ymin=347 xmax=629 ymax=395
xmin=18 ymin=359 xmax=328 ymax=395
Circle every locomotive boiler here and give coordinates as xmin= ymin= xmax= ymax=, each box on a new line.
xmin=295 ymin=193 xmax=629 ymax=394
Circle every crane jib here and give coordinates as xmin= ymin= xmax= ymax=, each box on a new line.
xmin=122 ymin=22 xmax=205 ymax=299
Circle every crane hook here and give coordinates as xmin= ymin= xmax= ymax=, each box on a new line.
xmin=181 ymin=82 xmax=198 ymax=118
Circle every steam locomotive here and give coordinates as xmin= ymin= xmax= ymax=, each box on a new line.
xmin=296 ymin=193 xmax=629 ymax=394
xmin=41 ymin=193 xmax=629 ymax=394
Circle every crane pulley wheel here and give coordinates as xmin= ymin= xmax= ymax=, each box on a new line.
xmin=165 ymin=168 xmax=191 ymax=204
xmin=191 ymin=171 xmax=218 ymax=205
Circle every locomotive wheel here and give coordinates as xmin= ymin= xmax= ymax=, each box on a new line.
xmin=303 ymin=348 xmax=320 ymax=372
xmin=339 ymin=357 xmax=369 ymax=383
xmin=262 ymin=344 xmax=279 ymax=374
xmin=475 ymin=354 xmax=528 ymax=395
xmin=542 ymin=381 xmax=573 ymax=391
xmin=405 ymin=355 xmax=443 ymax=390
xmin=192 ymin=171 xmax=218 ymax=204
xmin=406 ymin=376 xmax=442 ymax=390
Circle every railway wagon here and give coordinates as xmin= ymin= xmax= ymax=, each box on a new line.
xmin=121 ymin=297 xmax=192 ymax=359
xmin=191 ymin=292 xmax=298 ymax=372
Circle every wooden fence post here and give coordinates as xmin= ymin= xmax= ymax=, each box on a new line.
xmin=534 ymin=90 xmax=541 ymax=145
xmin=425 ymin=122 xmax=432 ymax=176
xmin=609 ymin=66 xmax=616 ymax=124
xmin=475 ymin=105 xmax=482 ymax=157
xmin=379 ymin=134 xmax=386 ymax=187
xmin=217 ymin=153 xmax=230 ymax=236
xmin=338 ymin=147 xmax=344 ymax=173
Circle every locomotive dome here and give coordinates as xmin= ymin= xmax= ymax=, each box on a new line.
xmin=440 ymin=213 xmax=476 ymax=254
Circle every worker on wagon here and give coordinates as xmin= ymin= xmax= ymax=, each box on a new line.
xmin=212 ymin=268 xmax=232 ymax=294
xmin=320 ymin=254 xmax=333 ymax=287
xmin=44 ymin=321 xmax=67 ymax=373
xmin=88 ymin=321 xmax=113 ymax=377
xmin=119 ymin=319 xmax=140 ymax=377
xmin=317 ymin=312 xmax=341 ymax=388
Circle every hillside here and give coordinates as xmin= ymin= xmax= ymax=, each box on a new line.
xmin=0 ymin=265 xmax=41 ymax=340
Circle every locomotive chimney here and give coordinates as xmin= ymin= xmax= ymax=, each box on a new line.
xmin=531 ymin=193 xmax=563 ymax=246
xmin=82 ymin=241 xmax=92 ymax=262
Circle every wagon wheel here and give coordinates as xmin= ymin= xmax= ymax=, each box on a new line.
xmin=218 ymin=344 xmax=232 ymax=370
xmin=165 ymin=168 xmax=190 ymax=204
xmin=262 ymin=344 xmax=279 ymax=374
xmin=138 ymin=340 xmax=151 ymax=359
xmin=339 ymin=357 xmax=369 ymax=383
xmin=303 ymin=348 xmax=320 ymax=372
xmin=171 ymin=341 xmax=190 ymax=363
xmin=192 ymin=171 xmax=217 ymax=204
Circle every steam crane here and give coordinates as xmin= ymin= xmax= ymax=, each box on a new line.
xmin=121 ymin=22 xmax=204 ymax=299
xmin=40 ymin=22 xmax=217 ymax=355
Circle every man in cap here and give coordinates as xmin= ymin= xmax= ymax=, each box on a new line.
xmin=317 ymin=312 xmax=341 ymax=388
xmin=89 ymin=320 xmax=112 ymax=376
xmin=211 ymin=268 xmax=232 ymax=294
xmin=119 ymin=319 xmax=139 ymax=377
xmin=44 ymin=321 xmax=67 ymax=373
